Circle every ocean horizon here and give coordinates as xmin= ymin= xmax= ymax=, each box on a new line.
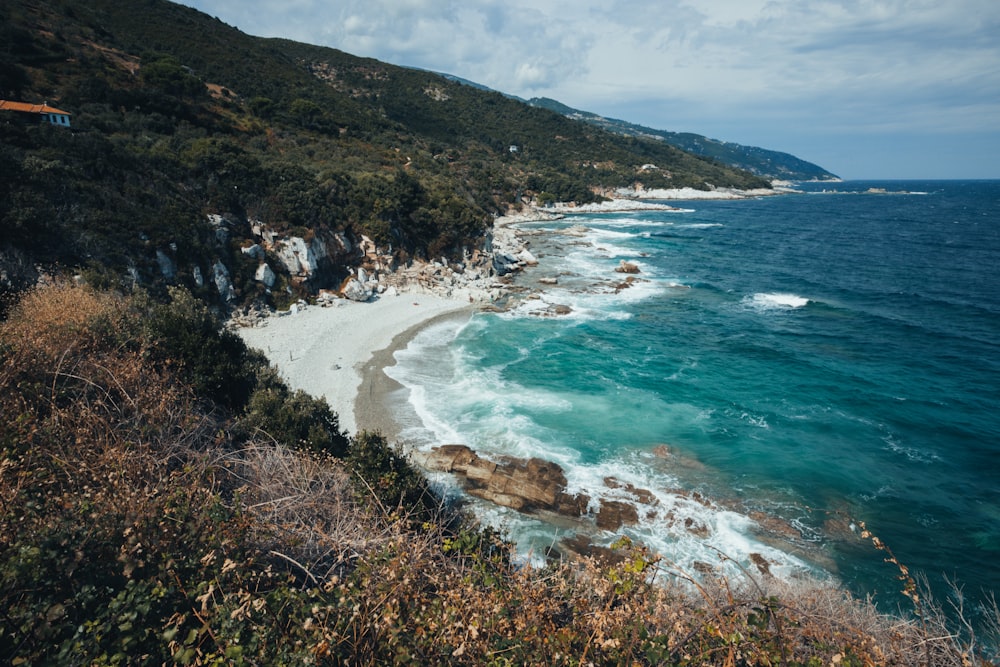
xmin=385 ymin=180 xmax=999 ymax=620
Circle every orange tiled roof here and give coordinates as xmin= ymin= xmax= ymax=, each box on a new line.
xmin=0 ymin=100 xmax=71 ymax=115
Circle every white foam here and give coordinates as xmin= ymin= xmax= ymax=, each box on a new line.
xmin=388 ymin=321 xmax=824 ymax=587
xmin=464 ymin=450 xmax=822 ymax=584
xmin=746 ymin=292 xmax=810 ymax=310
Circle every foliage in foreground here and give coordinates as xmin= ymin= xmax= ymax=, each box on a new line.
xmin=1 ymin=283 xmax=997 ymax=665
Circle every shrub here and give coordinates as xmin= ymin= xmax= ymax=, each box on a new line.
xmin=140 ymin=286 xmax=263 ymax=411
xmin=240 ymin=368 xmax=350 ymax=458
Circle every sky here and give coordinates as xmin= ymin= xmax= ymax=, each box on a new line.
xmin=176 ymin=0 xmax=1000 ymax=180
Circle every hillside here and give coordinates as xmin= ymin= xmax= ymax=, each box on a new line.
xmin=0 ymin=0 xmax=769 ymax=314
xmin=529 ymin=97 xmax=840 ymax=181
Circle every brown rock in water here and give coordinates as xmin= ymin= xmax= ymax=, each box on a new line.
xmin=420 ymin=445 xmax=587 ymax=516
xmin=748 ymin=510 xmax=802 ymax=541
xmin=615 ymin=260 xmax=641 ymax=274
xmin=557 ymin=534 xmax=628 ymax=567
xmin=684 ymin=516 xmax=710 ymax=538
xmin=693 ymin=561 xmax=717 ymax=575
xmin=614 ymin=277 xmax=637 ymax=292
xmin=652 ymin=444 xmax=673 ymax=458
xmin=603 ymin=477 xmax=659 ymax=506
xmin=750 ymin=553 xmax=772 ymax=577
xmin=596 ymin=500 xmax=640 ymax=531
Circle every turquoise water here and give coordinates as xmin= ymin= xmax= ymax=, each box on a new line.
xmin=386 ymin=181 xmax=1000 ymax=613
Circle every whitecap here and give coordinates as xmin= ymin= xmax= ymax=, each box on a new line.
xmin=745 ymin=292 xmax=810 ymax=310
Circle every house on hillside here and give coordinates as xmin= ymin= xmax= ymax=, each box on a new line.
xmin=0 ymin=100 xmax=72 ymax=127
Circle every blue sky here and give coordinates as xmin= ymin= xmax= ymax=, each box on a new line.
xmin=178 ymin=0 xmax=1000 ymax=180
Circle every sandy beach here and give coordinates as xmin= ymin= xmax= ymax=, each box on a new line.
xmin=235 ymin=294 xmax=475 ymax=436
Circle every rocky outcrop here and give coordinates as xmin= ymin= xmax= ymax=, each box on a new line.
xmin=276 ymin=235 xmax=326 ymax=277
xmin=419 ymin=445 xmax=588 ymax=515
xmin=156 ymin=249 xmax=176 ymax=280
xmin=416 ymin=445 xmax=675 ymax=538
xmin=596 ymin=500 xmax=639 ymax=531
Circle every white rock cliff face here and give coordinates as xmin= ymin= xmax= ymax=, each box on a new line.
xmin=276 ymin=236 xmax=326 ymax=277
xmin=222 ymin=208 xmax=567 ymax=314
xmin=254 ymin=262 xmax=276 ymax=288
xmin=212 ymin=260 xmax=235 ymax=301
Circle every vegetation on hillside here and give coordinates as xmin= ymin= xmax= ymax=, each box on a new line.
xmin=0 ymin=0 xmax=769 ymax=315
xmin=2 ymin=282 xmax=998 ymax=665
xmin=529 ymin=97 xmax=840 ymax=182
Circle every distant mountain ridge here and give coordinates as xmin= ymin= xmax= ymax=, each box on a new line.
xmin=529 ymin=97 xmax=839 ymax=182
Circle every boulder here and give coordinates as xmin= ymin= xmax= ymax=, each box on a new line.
xmin=420 ymin=445 xmax=588 ymax=516
xmin=241 ymin=243 xmax=265 ymax=260
xmin=596 ymin=500 xmax=639 ymax=531
xmin=615 ymin=260 xmax=641 ymax=274
xmin=493 ymin=252 xmax=520 ymax=276
xmin=516 ymin=249 xmax=539 ymax=265
xmin=341 ymin=278 xmax=372 ymax=302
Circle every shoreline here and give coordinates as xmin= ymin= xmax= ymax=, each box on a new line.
xmin=233 ymin=209 xmax=551 ymax=439
xmin=234 ymin=294 xmax=475 ymax=436
xmin=231 ymin=192 xmax=774 ymax=441
xmin=355 ymin=308 xmax=474 ymax=441
xmin=233 ymin=204 xmax=841 ymax=581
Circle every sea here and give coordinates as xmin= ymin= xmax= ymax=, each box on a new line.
xmin=384 ymin=180 xmax=1000 ymax=619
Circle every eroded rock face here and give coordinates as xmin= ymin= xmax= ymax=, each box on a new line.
xmin=212 ymin=260 xmax=235 ymax=301
xmin=276 ymin=236 xmax=326 ymax=277
xmin=254 ymin=262 xmax=276 ymax=288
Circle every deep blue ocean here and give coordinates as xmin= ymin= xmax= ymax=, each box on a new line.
xmin=386 ymin=180 xmax=1000 ymax=615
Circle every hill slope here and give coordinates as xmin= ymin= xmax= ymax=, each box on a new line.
xmin=530 ymin=97 xmax=839 ymax=181
xmin=0 ymin=0 xmax=769 ymax=313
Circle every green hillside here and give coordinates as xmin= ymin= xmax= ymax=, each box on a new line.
xmin=530 ymin=97 xmax=839 ymax=181
xmin=0 ymin=0 xmax=769 ymax=313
